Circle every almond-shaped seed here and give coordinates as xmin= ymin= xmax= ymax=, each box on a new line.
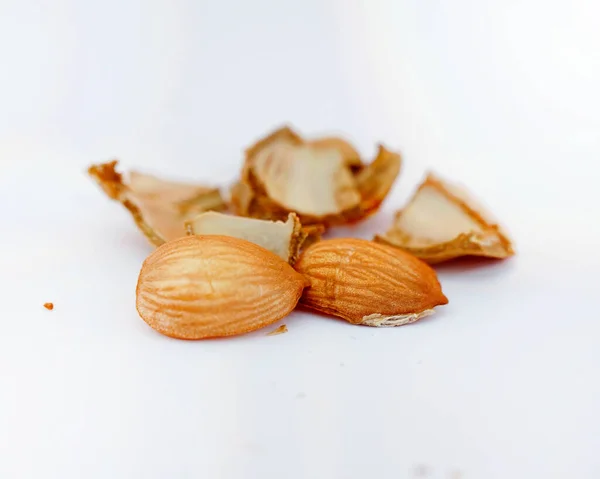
xmin=136 ymin=235 xmax=308 ymax=339
xmin=294 ymin=238 xmax=448 ymax=327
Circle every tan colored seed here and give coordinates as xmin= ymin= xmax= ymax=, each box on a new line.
xmin=294 ymin=238 xmax=448 ymax=327
xmin=136 ymin=235 xmax=308 ymax=339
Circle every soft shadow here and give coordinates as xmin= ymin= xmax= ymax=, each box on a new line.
xmin=407 ymin=306 xmax=448 ymax=328
xmin=296 ymin=304 xmax=445 ymax=329
xmin=433 ymin=255 xmax=516 ymax=274
xmin=294 ymin=304 xmax=350 ymax=324
xmin=324 ymin=209 xmax=395 ymax=240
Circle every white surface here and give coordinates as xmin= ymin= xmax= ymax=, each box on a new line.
xmin=1 ymin=0 xmax=600 ymax=478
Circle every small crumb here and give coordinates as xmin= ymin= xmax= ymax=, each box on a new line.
xmin=267 ymin=324 xmax=288 ymax=336
xmin=43 ymin=302 xmax=54 ymax=311
xmin=296 ymin=392 xmax=306 ymax=399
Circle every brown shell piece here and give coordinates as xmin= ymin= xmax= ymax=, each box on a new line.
xmin=354 ymin=144 xmax=402 ymax=215
xmin=294 ymin=238 xmax=448 ymax=327
xmin=186 ymin=212 xmax=306 ymax=264
xmin=375 ymin=173 xmax=514 ymax=263
xmin=88 ymin=161 xmax=226 ymax=246
xmin=300 ymin=223 xmax=325 ymax=248
xmin=230 ymin=126 xmax=401 ymax=229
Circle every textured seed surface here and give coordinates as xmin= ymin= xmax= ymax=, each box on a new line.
xmin=294 ymin=238 xmax=448 ymax=326
xmin=136 ymin=235 xmax=307 ymax=339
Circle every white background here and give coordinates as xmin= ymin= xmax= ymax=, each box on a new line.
xmin=1 ymin=0 xmax=599 ymax=478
